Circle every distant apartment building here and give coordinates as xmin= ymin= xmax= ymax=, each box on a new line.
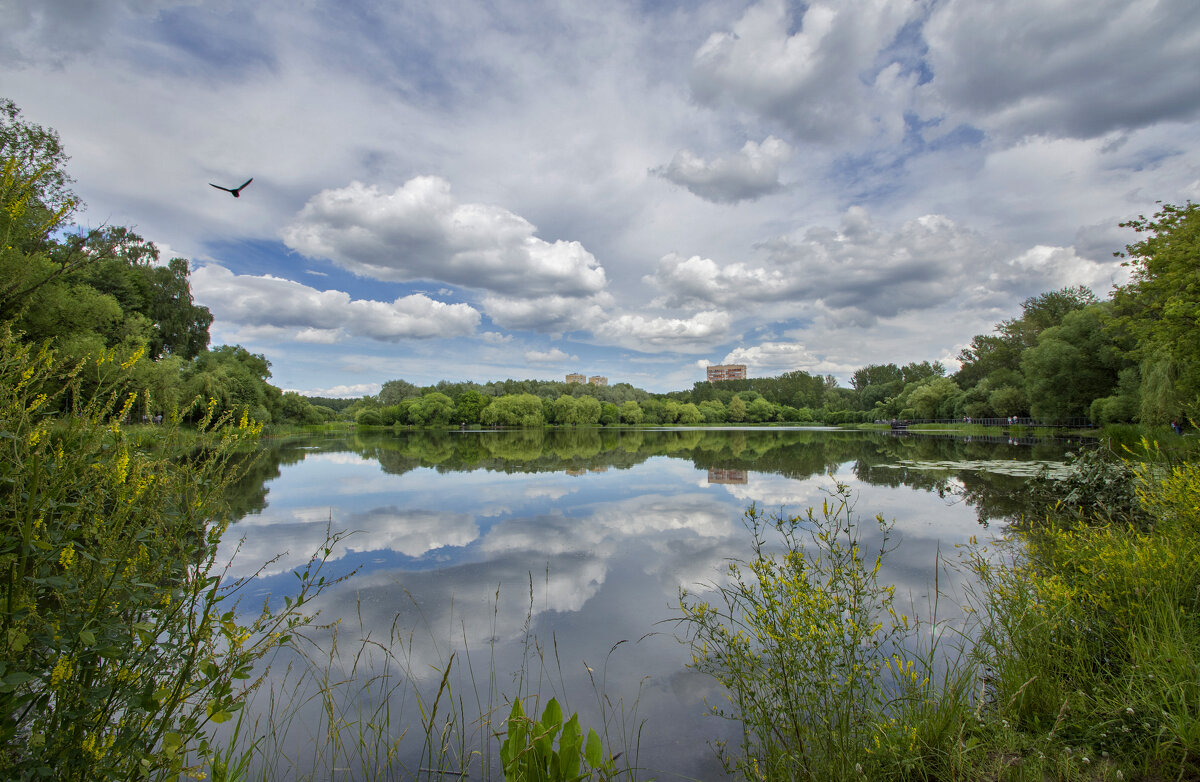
xmin=707 ymin=364 xmax=747 ymax=382
xmin=565 ymin=373 xmax=586 ymax=384
xmin=588 ymin=376 xmax=608 ymax=386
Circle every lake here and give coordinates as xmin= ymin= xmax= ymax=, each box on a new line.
xmin=218 ymin=426 xmax=1078 ymax=780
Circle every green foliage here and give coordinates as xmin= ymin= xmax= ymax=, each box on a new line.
xmin=409 ymin=392 xmax=455 ymax=427
xmin=482 ymin=394 xmax=545 ymax=427
xmin=1114 ymin=202 xmax=1200 ymax=419
xmin=905 ymin=376 xmax=960 ymax=419
xmin=75 ymin=230 xmax=213 ymax=360
xmin=678 ymin=483 xmax=962 ymax=780
xmin=499 ymin=698 xmax=612 ymax=782
xmin=357 ymin=408 xmax=383 ymax=426
xmin=850 ymin=363 xmax=902 ymax=392
xmin=184 ymin=345 xmax=280 ymax=425
xmin=0 ymin=99 xmax=74 ymax=213
xmin=986 ymin=384 xmax=1027 ymax=418
xmin=969 ymin=448 xmax=1200 ymax=780
xmin=1021 ymin=303 xmax=1126 ymax=421
xmin=455 ymin=389 xmax=491 ymax=424
xmin=0 ymin=331 xmax=338 ymax=780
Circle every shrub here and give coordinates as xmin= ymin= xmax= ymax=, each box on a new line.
xmin=969 ymin=448 xmax=1200 ymax=780
xmin=678 ymin=482 xmax=965 ymax=780
xmin=0 ymin=332 xmax=339 ymax=780
xmin=356 ymin=408 xmax=383 ymax=426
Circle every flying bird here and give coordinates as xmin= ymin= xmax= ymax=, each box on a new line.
xmin=209 ymin=177 xmax=253 ymax=197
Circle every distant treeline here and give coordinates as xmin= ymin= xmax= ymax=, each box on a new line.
xmin=335 ymin=218 xmax=1200 ymax=429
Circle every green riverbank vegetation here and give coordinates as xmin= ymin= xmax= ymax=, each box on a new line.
xmin=678 ymin=449 xmax=1200 ymax=781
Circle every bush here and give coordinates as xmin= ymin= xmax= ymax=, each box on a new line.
xmin=356 ymin=408 xmax=383 ymax=426
xmin=969 ymin=448 xmax=1200 ymax=780
xmin=0 ymin=333 xmax=339 ymax=780
xmin=678 ymin=482 xmax=966 ymax=780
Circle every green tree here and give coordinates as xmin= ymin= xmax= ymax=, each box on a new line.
xmin=618 ymin=400 xmax=643 ymax=424
xmin=482 ymin=393 xmax=544 ymax=427
xmin=851 ymin=363 xmax=903 ymax=392
xmin=727 ymin=395 xmax=747 ymax=423
xmin=1022 ymin=303 xmax=1125 ymax=421
xmin=955 ymin=286 xmax=1097 ymax=392
xmin=698 ymin=399 xmax=727 ymax=423
xmin=988 ymin=385 xmax=1028 ymax=418
xmin=746 ymin=396 xmax=777 ymax=423
xmin=185 ymin=345 xmax=280 ymax=423
xmin=77 ymin=230 xmax=212 ymax=359
xmin=900 ymin=360 xmax=945 ymax=385
xmin=906 ymin=376 xmax=961 ymax=419
xmin=278 ymin=390 xmax=323 ymax=424
xmin=677 ymin=402 xmax=703 ymax=424
xmin=1113 ymin=202 xmax=1200 ymax=421
xmin=409 ymin=392 xmax=455 ymax=426
xmin=552 ymin=394 xmax=581 ymax=425
xmin=454 ymin=389 xmax=489 ymax=424
xmin=379 ymin=378 xmax=421 ymax=405
xmin=576 ymin=395 xmax=602 ymax=425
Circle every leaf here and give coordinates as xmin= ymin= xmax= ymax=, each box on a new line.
xmin=0 ymin=672 xmax=36 ymax=693
xmin=161 ymin=731 xmax=183 ymax=758
xmin=559 ymin=714 xmax=582 ymax=780
xmin=585 ymin=728 xmax=603 ymax=768
xmin=540 ymin=697 xmax=563 ymax=733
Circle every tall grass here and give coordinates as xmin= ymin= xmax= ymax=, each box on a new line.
xmin=222 ymin=582 xmax=644 ymax=781
xmin=968 ymin=443 xmax=1200 ymax=780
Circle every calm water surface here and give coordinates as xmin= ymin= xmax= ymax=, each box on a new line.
xmin=220 ymin=427 xmax=1076 ymax=780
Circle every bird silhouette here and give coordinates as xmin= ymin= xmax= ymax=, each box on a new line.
xmin=209 ymin=177 xmax=253 ymax=197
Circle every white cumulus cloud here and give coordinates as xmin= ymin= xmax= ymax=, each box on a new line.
xmin=593 ymin=310 xmax=733 ymax=353
xmin=192 ymin=264 xmax=480 ymax=342
xmin=281 ymin=176 xmax=608 ymax=298
xmin=524 ymin=348 xmax=577 ymax=364
xmin=721 ymin=342 xmax=822 ymax=375
xmin=689 ymin=0 xmax=920 ymax=143
xmin=481 ymin=291 xmax=614 ymax=335
xmin=654 ymin=136 xmax=792 ymax=203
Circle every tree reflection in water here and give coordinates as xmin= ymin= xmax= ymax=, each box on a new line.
xmin=218 ymin=427 xmax=1079 ymax=779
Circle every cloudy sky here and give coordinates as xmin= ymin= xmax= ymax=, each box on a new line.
xmin=6 ymin=0 xmax=1199 ymax=395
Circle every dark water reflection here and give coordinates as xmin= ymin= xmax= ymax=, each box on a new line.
xmin=220 ymin=427 xmax=1077 ymax=780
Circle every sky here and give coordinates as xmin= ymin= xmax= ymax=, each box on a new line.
xmin=5 ymin=0 xmax=1200 ymax=396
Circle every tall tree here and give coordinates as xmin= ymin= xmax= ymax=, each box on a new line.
xmin=1022 ymin=303 xmax=1125 ymax=421
xmin=1113 ymin=202 xmax=1200 ymax=421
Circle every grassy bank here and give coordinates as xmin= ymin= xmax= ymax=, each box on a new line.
xmin=676 ymin=444 xmax=1200 ymax=781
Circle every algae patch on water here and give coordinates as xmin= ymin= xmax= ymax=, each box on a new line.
xmin=880 ymin=459 xmax=1073 ymax=479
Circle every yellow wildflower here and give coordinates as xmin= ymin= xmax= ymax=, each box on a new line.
xmin=50 ymin=655 xmax=73 ymax=688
